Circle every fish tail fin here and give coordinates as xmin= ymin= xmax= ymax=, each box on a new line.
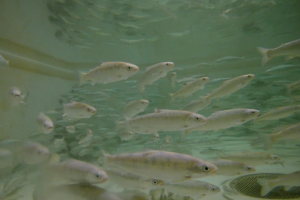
xmin=257 ymin=47 xmax=272 ymax=66
xmin=78 ymin=71 xmax=86 ymax=86
xmin=257 ymin=179 xmax=274 ymax=196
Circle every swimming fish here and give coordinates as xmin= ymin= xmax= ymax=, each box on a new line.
xmin=45 ymin=159 xmax=108 ymax=184
xmin=215 ymin=56 xmax=245 ymax=63
xmin=185 ymin=108 xmax=259 ymax=134
xmin=9 ymin=86 xmax=28 ymax=106
xmin=257 ymin=39 xmax=300 ymax=66
xmin=206 ymin=74 xmax=254 ymax=100
xmin=170 ymin=72 xmax=177 ymax=88
xmin=255 ymin=105 xmax=300 ymax=121
xmin=211 ymin=159 xmax=256 ymax=176
xmin=21 ymin=141 xmax=50 ymax=164
xmin=137 ymin=62 xmax=174 ymax=92
xmin=119 ymin=109 xmax=206 ymax=135
xmin=106 ymin=169 xmax=163 ymax=191
xmin=182 ymin=96 xmax=211 ymax=112
xmin=103 ymin=150 xmax=218 ymax=181
xmin=220 ymin=151 xmax=281 ymax=166
xmin=163 ymin=180 xmax=220 ymax=199
xmin=119 ymin=130 xmax=135 ymax=141
xmin=169 ymin=77 xmax=209 ymax=101
xmin=63 ymin=101 xmax=96 ymax=119
xmin=37 ymin=113 xmax=54 ymax=134
xmin=257 ymin=170 xmax=300 ymax=196
xmin=262 ymin=122 xmax=300 ymax=149
xmin=79 ymin=62 xmax=139 ymax=85
xmin=123 ymin=99 xmax=149 ymax=119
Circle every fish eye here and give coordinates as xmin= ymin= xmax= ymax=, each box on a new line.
xmin=166 ymin=63 xmax=169 ymax=65
xmin=247 ymin=75 xmax=251 ymax=77
xmin=211 ymin=188 xmax=215 ymax=191
xmin=37 ymin=151 xmax=42 ymax=155
xmin=246 ymin=166 xmax=251 ymax=171
xmin=152 ymin=180 xmax=158 ymax=185
xmin=87 ymin=108 xmax=90 ymax=112
xmin=95 ymin=173 xmax=101 ymax=178
xmin=195 ymin=117 xmax=200 ymax=121
xmin=203 ymin=165 xmax=209 ymax=172
xmin=251 ymin=111 xmax=255 ymax=114
xmin=127 ymin=66 xmax=132 ymax=71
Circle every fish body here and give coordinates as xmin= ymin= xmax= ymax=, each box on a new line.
xmin=257 ymin=39 xmax=300 ymax=66
xmin=104 ymin=150 xmax=218 ymax=181
xmin=37 ymin=113 xmax=54 ymax=134
xmin=121 ymin=109 xmax=206 ymax=135
xmin=211 ymin=159 xmax=255 ymax=176
xmin=215 ymin=56 xmax=244 ymax=63
xmin=255 ymin=105 xmax=300 ymax=121
xmin=66 ymin=125 xmax=76 ymax=133
xmin=123 ymin=99 xmax=149 ymax=118
xmin=270 ymin=123 xmax=300 ymax=144
xmin=106 ymin=169 xmax=163 ymax=191
xmin=119 ymin=131 xmax=135 ymax=141
xmin=46 ymin=159 xmax=108 ymax=184
xmin=21 ymin=141 xmax=50 ymax=164
xmin=257 ymin=170 xmax=300 ymax=196
xmin=170 ymin=77 xmax=209 ymax=101
xmin=206 ymin=74 xmax=254 ymax=100
xmin=63 ymin=101 xmax=96 ymax=119
xmin=182 ymin=96 xmax=211 ymax=112
xmin=220 ymin=151 xmax=281 ymax=166
xmin=79 ymin=62 xmax=139 ymax=85
xmin=163 ymin=180 xmax=220 ymax=199
xmin=186 ymin=109 xmax=259 ymax=133
xmin=137 ymin=62 xmax=174 ymax=91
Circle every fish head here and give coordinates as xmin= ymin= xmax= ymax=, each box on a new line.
xmin=244 ymin=165 xmax=256 ymax=172
xmin=207 ymin=185 xmax=221 ymax=194
xmin=30 ymin=145 xmax=50 ymax=164
xmin=186 ymin=113 xmax=206 ymax=127
xmin=192 ymin=161 xmax=218 ymax=176
xmin=87 ymin=170 xmax=108 ymax=184
xmin=244 ymin=109 xmax=260 ymax=120
xmin=241 ymin=74 xmax=255 ymax=84
xmin=269 ymin=154 xmax=281 ymax=161
xmin=200 ymin=77 xmax=210 ymax=82
xmin=9 ymin=87 xmax=22 ymax=97
xmin=120 ymin=63 xmax=139 ymax=76
xmin=145 ymin=179 xmax=164 ymax=187
xmin=42 ymin=121 xmax=54 ymax=133
xmin=140 ymin=99 xmax=149 ymax=105
xmin=161 ymin=62 xmax=174 ymax=70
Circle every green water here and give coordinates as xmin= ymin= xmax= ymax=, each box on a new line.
xmin=0 ymin=0 xmax=300 ymax=200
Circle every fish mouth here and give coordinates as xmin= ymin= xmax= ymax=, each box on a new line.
xmin=47 ymin=126 xmax=53 ymax=129
xmin=91 ymin=110 xmax=97 ymax=113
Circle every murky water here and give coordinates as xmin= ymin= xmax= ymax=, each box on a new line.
xmin=0 ymin=0 xmax=300 ymax=200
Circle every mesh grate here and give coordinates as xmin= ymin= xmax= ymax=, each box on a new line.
xmin=229 ymin=173 xmax=300 ymax=199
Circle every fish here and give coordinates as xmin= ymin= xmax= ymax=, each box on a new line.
xmin=169 ymin=77 xmax=209 ymax=101
xmin=21 ymin=141 xmax=50 ymax=164
xmin=0 ymin=148 xmax=14 ymax=168
xmin=211 ymin=159 xmax=256 ymax=176
xmin=137 ymin=62 xmax=174 ymax=92
xmin=66 ymin=125 xmax=76 ymax=133
xmin=185 ymin=108 xmax=259 ymax=134
xmin=163 ymin=180 xmax=220 ymax=199
xmin=103 ymin=150 xmax=218 ymax=181
xmin=123 ymin=99 xmax=149 ymax=119
xmin=220 ymin=151 xmax=281 ymax=166
xmin=257 ymin=39 xmax=300 ymax=66
xmin=37 ymin=113 xmax=54 ymax=134
xmin=255 ymin=105 xmax=300 ymax=121
xmin=78 ymin=129 xmax=93 ymax=147
xmin=262 ymin=122 xmax=300 ymax=149
xmin=215 ymin=56 xmax=245 ymax=63
xmin=45 ymin=159 xmax=108 ymax=184
xmin=206 ymin=74 xmax=254 ymax=100
xmin=182 ymin=96 xmax=211 ymax=112
xmin=63 ymin=101 xmax=96 ymax=119
xmin=78 ymin=62 xmax=139 ymax=85
xmin=257 ymin=170 xmax=300 ymax=196
xmin=119 ymin=109 xmax=206 ymax=135
xmin=9 ymin=86 xmax=28 ymax=106
xmin=106 ymin=169 xmax=163 ymax=191
xmin=166 ymin=30 xmax=190 ymax=37
xmin=170 ymin=72 xmax=177 ymax=88
xmin=0 ymin=54 xmax=9 ymax=68
xmin=119 ymin=131 xmax=135 ymax=141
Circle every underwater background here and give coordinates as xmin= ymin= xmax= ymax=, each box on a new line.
xmin=0 ymin=0 xmax=300 ymax=200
